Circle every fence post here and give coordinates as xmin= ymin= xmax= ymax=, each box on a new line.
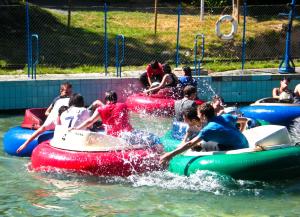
xmin=241 ymin=0 xmax=247 ymax=72
xmin=194 ymin=34 xmax=205 ymax=76
xmin=104 ymin=2 xmax=108 ymax=76
xmin=26 ymin=1 xmax=31 ymax=78
xmin=175 ymin=2 xmax=181 ymax=67
xmin=279 ymin=0 xmax=297 ymax=74
xmin=31 ymin=34 xmax=39 ymax=80
xmin=115 ymin=35 xmax=125 ymax=77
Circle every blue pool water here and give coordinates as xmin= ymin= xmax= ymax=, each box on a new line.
xmin=1 ymin=113 xmax=300 ymax=216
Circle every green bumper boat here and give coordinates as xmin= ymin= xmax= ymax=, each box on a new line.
xmin=161 ymin=125 xmax=300 ymax=181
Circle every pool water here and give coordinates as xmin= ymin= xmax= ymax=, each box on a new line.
xmin=1 ymin=113 xmax=300 ymax=216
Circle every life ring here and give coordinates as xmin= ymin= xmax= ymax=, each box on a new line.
xmin=215 ymin=15 xmax=238 ymax=40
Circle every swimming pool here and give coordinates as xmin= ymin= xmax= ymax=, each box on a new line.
xmin=1 ymin=113 xmax=300 ymax=216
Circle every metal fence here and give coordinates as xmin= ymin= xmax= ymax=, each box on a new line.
xmin=0 ymin=3 xmax=300 ymax=74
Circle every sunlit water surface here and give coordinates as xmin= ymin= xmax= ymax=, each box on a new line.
xmin=1 ymin=113 xmax=300 ymax=216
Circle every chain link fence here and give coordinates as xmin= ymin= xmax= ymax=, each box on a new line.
xmin=0 ymin=3 xmax=299 ymax=73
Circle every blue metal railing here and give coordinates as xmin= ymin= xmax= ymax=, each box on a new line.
xmin=30 ymin=34 xmax=39 ymax=79
xmin=241 ymin=0 xmax=247 ymax=72
xmin=104 ymin=2 xmax=108 ymax=76
xmin=194 ymin=34 xmax=205 ymax=76
xmin=115 ymin=34 xmax=125 ymax=77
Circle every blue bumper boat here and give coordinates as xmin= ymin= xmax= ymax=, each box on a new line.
xmin=3 ymin=108 xmax=53 ymax=157
xmin=240 ymin=98 xmax=300 ymax=126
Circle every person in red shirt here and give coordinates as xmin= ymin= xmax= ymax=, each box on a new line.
xmin=139 ymin=60 xmax=164 ymax=88
xmin=73 ymin=91 xmax=132 ymax=137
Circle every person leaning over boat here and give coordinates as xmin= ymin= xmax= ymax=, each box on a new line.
xmin=160 ymin=103 xmax=249 ymax=165
xmin=139 ymin=60 xmax=164 ymax=88
xmin=174 ymin=85 xmax=197 ymax=122
xmin=16 ymin=106 xmax=69 ymax=154
xmin=72 ymin=90 xmax=132 ymax=137
xmin=45 ymin=82 xmax=72 ymax=116
xmin=272 ymin=77 xmax=293 ymax=102
xmin=59 ymin=93 xmax=90 ymax=129
xmin=143 ymin=64 xmax=180 ymax=98
xmin=293 ymin=84 xmax=300 ymax=104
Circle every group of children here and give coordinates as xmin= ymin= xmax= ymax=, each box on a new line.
xmin=17 ymin=83 xmax=133 ymax=153
xmin=20 ymin=64 xmax=296 ymax=166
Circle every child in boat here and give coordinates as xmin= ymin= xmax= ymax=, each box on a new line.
xmin=181 ymin=107 xmax=203 ymax=143
xmin=174 ymin=85 xmax=197 ymax=122
xmin=211 ymin=95 xmax=226 ymax=116
xmin=272 ymin=77 xmax=293 ymax=102
xmin=59 ymin=93 xmax=90 ymax=128
xmin=45 ymin=82 xmax=72 ymax=116
xmin=73 ymin=91 xmax=132 ymax=137
xmin=294 ymin=84 xmax=300 ymax=104
xmin=160 ymin=103 xmax=249 ymax=165
xmin=178 ymin=66 xmax=197 ymax=89
xmin=16 ymin=105 xmax=69 ymax=154
xmin=143 ymin=64 xmax=180 ymax=98
xmin=139 ymin=60 xmax=164 ymax=88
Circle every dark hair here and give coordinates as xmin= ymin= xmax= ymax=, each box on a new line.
xmin=183 ymin=107 xmax=200 ymax=122
xmin=198 ymin=102 xmax=215 ymax=119
xmin=282 ymin=77 xmax=291 ymax=83
xmin=150 ymin=60 xmax=159 ymax=69
xmin=183 ymin=85 xmax=197 ymax=97
xmin=105 ymin=90 xmax=118 ymax=103
xmin=182 ymin=66 xmax=192 ymax=76
xmin=69 ymin=93 xmax=84 ymax=107
xmin=162 ymin=63 xmax=172 ymax=74
xmin=58 ymin=105 xmax=69 ymax=116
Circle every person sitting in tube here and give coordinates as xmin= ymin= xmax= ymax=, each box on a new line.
xmin=272 ymin=77 xmax=293 ymax=102
xmin=293 ymin=84 xmax=300 ymax=104
xmin=45 ymin=82 xmax=72 ymax=116
xmin=139 ymin=60 xmax=164 ymax=88
xmin=16 ymin=105 xmax=69 ymax=154
xmin=210 ymin=95 xmax=226 ymax=116
xmin=178 ymin=66 xmax=197 ymax=89
xmin=71 ymin=90 xmax=132 ymax=137
xmin=143 ymin=64 xmax=179 ymax=98
xmin=160 ymin=103 xmax=249 ymax=165
xmin=174 ymin=85 xmax=197 ymax=122
xmin=16 ymin=93 xmax=90 ymax=154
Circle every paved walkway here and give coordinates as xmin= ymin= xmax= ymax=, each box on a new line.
xmin=0 ymin=67 xmax=299 ymax=81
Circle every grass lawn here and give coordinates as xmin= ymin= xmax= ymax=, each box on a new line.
xmin=0 ymin=4 xmax=299 ymax=75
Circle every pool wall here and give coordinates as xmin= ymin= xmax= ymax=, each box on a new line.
xmin=0 ymin=74 xmax=299 ymax=110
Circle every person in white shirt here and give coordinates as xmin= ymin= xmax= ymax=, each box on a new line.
xmin=60 ymin=93 xmax=90 ymax=129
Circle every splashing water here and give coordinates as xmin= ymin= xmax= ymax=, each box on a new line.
xmin=289 ymin=117 xmax=300 ymax=144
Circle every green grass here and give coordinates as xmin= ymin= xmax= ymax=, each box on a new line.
xmin=1 ymin=4 xmax=300 ymax=75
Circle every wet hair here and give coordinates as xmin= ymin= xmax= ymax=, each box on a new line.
xmin=198 ymin=102 xmax=215 ymax=120
xmin=162 ymin=63 xmax=172 ymax=74
xmin=183 ymin=107 xmax=200 ymax=122
xmin=104 ymin=90 xmax=118 ymax=103
xmin=182 ymin=66 xmax=192 ymax=76
xmin=150 ymin=60 xmax=159 ymax=69
xmin=58 ymin=105 xmax=69 ymax=116
xmin=183 ymin=85 xmax=197 ymax=97
xmin=69 ymin=93 xmax=84 ymax=107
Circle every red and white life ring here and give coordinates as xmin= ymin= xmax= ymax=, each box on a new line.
xmin=215 ymin=15 xmax=238 ymax=40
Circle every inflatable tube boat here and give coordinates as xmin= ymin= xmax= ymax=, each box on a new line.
xmin=166 ymin=125 xmax=300 ymax=180
xmin=126 ymin=93 xmax=204 ymax=116
xmin=3 ymin=108 xmax=53 ymax=157
xmin=30 ymin=126 xmax=163 ymax=177
xmin=240 ymin=97 xmax=300 ymax=126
